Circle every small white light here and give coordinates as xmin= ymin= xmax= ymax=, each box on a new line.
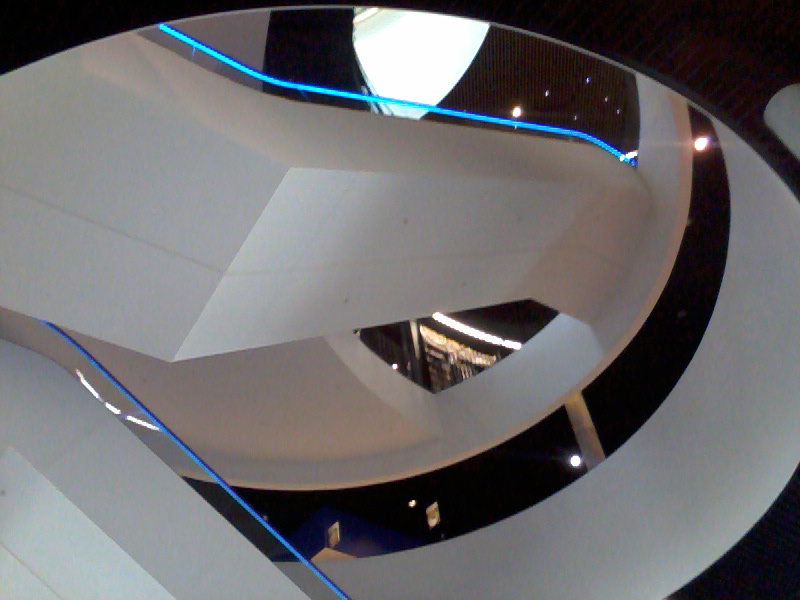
xmin=76 ymin=369 xmax=101 ymax=400
xmin=511 ymin=105 xmax=522 ymax=118
xmin=573 ymin=114 xmax=578 ymax=121
xmin=432 ymin=312 xmax=522 ymax=351
xmin=616 ymin=108 xmax=621 ymax=115
xmin=620 ymin=149 xmax=639 ymax=162
xmin=104 ymin=402 xmax=121 ymax=415
xmin=392 ymin=363 xmax=399 ymax=370
xmin=604 ymin=96 xmax=609 ymax=102
xmin=694 ymin=136 xmax=710 ymax=151
xmin=545 ymin=89 xmax=550 ymax=97
xmin=353 ymin=6 xmax=379 ymax=24
xmin=125 ymin=415 xmax=160 ymax=431
xmin=570 ymin=454 xmax=582 ymax=468
xmin=585 ymin=76 xmax=591 ymax=83
xmin=408 ymin=499 xmax=417 ymax=508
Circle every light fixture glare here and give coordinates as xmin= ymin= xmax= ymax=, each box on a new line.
xmin=432 ymin=312 xmax=522 ymax=351
xmin=694 ymin=136 xmax=710 ymax=151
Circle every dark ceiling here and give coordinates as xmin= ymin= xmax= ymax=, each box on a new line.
xmin=5 ymin=1 xmax=800 ymax=599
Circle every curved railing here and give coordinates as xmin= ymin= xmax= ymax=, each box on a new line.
xmin=145 ymin=11 xmax=639 ymax=165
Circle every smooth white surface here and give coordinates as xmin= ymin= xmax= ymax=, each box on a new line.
xmin=0 ymin=29 xmax=690 ymax=489
xmin=353 ymin=9 xmax=489 ymax=119
xmin=0 ymin=448 xmax=175 ymax=600
xmin=317 ymin=119 xmax=800 ymax=600
xmin=0 ymin=31 xmax=649 ymax=362
xmin=765 ymin=83 xmax=800 ymax=160
xmin=0 ymin=341 xmax=314 ymax=600
xmin=0 ymin=544 xmax=63 ymax=600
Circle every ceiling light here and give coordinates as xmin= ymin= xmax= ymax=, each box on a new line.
xmin=585 ymin=76 xmax=591 ymax=83
xmin=432 ymin=312 xmax=522 ymax=351
xmin=353 ymin=7 xmax=379 ymax=24
xmin=408 ymin=499 xmax=417 ymax=507
xmin=125 ymin=415 xmax=160 ymax=431
xmin=545 ymin=89 xmax=550 ymax=96
xmin=570 ymin=454 xmax=582 ymax=468
xmin=76 ymin=369 xmax=101 ymax=400
xmin=511 ymin=105 xmax=522 ymax=118
xmin=604 ymin=96 xmax=609 ymax=102
xmin=392 ymin=363 xmax=399 ymax=370
xmin=694 ymin=136 xmax=710 ymax=151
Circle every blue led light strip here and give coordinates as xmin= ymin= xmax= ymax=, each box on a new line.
xmin=42 ymin=321 xmax=352 ymax=600
xmin=158 ymin=23 xmax=634 ymax=165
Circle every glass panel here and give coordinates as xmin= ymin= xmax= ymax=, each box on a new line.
xmin=141 ymin=7 xmax=639 ymax=164
xmin=357 ymin=300 xmax=558 ymax=393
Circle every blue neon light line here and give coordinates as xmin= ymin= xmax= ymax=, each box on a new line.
xmin=41 ymin=321 xmax=351 ymax=600
xmin=158 ymin=23 xmax=634 ymax=165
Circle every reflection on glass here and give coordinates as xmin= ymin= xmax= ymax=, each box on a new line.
xmin=358 ymin=299 xmax=557 ymax=393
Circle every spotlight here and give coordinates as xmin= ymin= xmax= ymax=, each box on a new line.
xmin=694 ymin=136 xmax=710 ymax=151
xmin=511 ymin=105 xmax=523 ymax=118
xmin=408 ymin=499 xmax=417 ymax=508
xmin=569 ymin=454 xmax=582 ymax=468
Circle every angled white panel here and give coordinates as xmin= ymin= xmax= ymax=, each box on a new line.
xmin=0 ymin=544 xmax=62 ymax=600
xmin=0 ymin=36 xmax=288 ymax=272
xmin=177 ymin=168 xmax=647 ymax=358
xmin=0 ymin=448 xmax=175 ymax=600
xmin=0 ymin=185 xmax=222 ymax=360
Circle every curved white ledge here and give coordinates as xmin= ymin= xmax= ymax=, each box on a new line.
xmin=765 ymin=83 xmax=800 ymax=160
xmin=316 ymin=118 xmax=800 ymax=600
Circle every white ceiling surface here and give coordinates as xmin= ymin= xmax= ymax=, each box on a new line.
xmin=5 ymin=75 xmax=690 ymax=490
xmin=0 ymin=30 xmax=648 ymax=363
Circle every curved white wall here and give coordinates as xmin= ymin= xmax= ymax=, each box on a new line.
xmin=315 ymin=118 xmax=800 ymax=600
xmin=765 ymin=83 xmax=800 ymax=160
